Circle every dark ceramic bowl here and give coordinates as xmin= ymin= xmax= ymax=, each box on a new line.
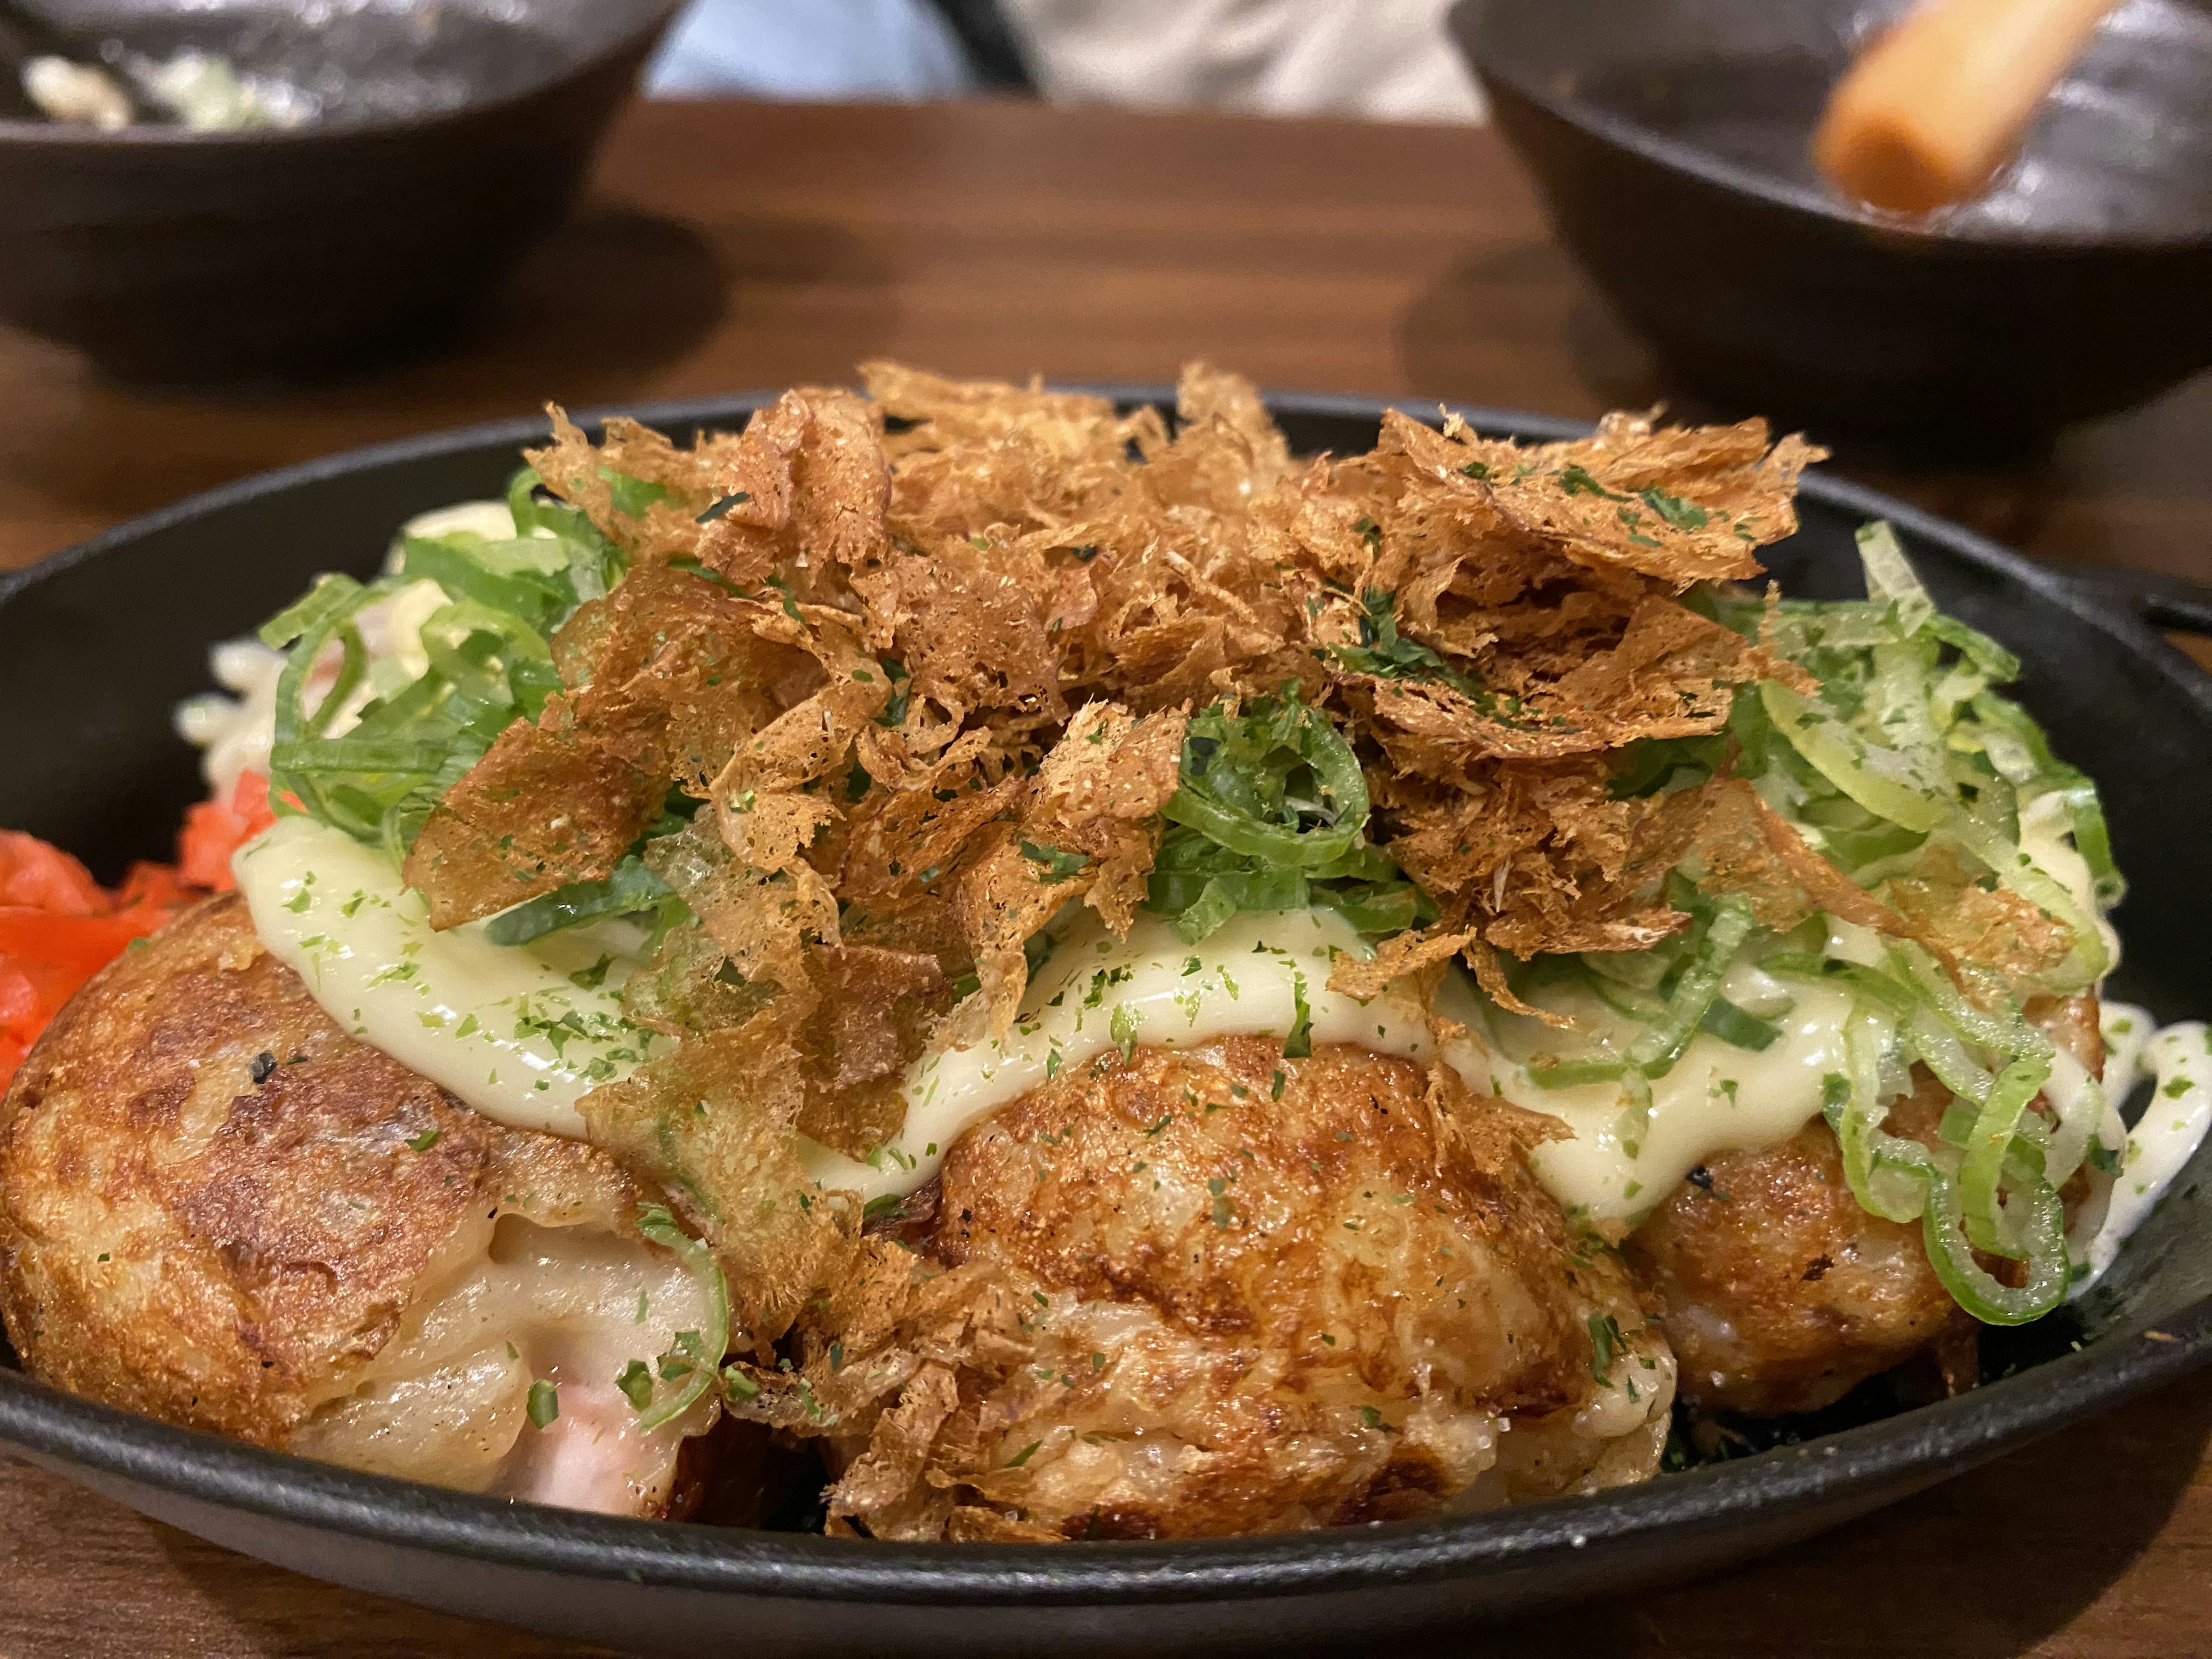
xmin=1450 ymin=0 xmax=2212 ymax=450
xmin=0 ymin=0 xmax=679 ymax=381
xmin=1 ymin=391 xmax=2210 ymax=1654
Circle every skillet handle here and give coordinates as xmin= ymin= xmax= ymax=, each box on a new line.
xmin=2052 ymin=565 xmax=2212 ymax=638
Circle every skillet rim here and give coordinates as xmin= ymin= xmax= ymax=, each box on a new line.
xmin=2 ymin=385 xmax=2209 ymax=1607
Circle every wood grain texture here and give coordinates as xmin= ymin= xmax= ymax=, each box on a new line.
xmin=2 ymin=99 xmax=2207 ymax=581
xmin=0 ymin=94 xmax=2207 ymax=1658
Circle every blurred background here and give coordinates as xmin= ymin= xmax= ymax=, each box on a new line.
xmin=0 ymin=0 xmax=2206 ymax=604
xmin=643 ymin=0 xmax=1488 ymax=121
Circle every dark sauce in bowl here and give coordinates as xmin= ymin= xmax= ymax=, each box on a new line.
xmin=1569 ymin=0 xmax=2212 ymax=241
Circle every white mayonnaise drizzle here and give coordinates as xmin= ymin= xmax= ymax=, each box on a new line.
xmin=233 ymin=844 xmax=1487 ymax=1214
xmin=211 ymin=509 xmax=2195 ymax=1278
xmin=236 ymin=817 xmax=659 ymax=1139
xmin=1442 ymin=972 xmax=1859 ymax=1224
xmin=1445 ymin=796 xmax=2127 ymax=1226
xmin=2075 ymin=1004 xmax=2212 ymax=1289
xmin=236 ymin=809 xmax=2209 ymax=1272
xmin=798 ymin=906 xmax=1443 ymax=1204
xmin=232 ymin=816 xmax=1859 ymax=1227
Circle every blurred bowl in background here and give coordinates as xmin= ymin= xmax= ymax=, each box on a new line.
xmin=1450 ymin=0 xmax=2212 ymax=451
xmin=0 ymin=0 xmax=681 ymax=382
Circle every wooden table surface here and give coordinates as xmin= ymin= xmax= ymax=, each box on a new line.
xmin=1 ymin=96 xmax=2207 ymax=1658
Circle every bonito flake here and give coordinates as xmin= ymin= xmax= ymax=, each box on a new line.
xmin=952 ymin=702 xmax=1187 ymax=1035
xmin=393 ymin=361 xmax=1830 ymax=1351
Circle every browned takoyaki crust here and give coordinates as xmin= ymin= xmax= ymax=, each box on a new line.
xmin=1624 ymin=1110 xmax=1967 ymax=1417
xmin=0 ymin=895 xmax=674 ymax=1460
xmin=1628 ymin=993 xmax=2103 ymax=1416
xmin=738 ymin=1037 xmax=1674 ymax=1540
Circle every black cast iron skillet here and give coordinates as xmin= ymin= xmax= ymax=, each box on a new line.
xmin=1 ymin=392 xmax=2209 ymax=1655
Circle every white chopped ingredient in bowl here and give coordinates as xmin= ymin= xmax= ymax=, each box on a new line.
xmin=21 ymin=55 xmax=131 ymax=130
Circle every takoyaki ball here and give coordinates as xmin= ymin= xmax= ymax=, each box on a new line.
xmin=1624 ymin=1118 xmax=1965 ymax=1417
xmin=1628 ymin=993 xmax=2105 ymax=1417
xmin=0 ymin=894 xmax=718 ymax=1516
xmin=799 ymin=1038 xmax=1673 ymax=1540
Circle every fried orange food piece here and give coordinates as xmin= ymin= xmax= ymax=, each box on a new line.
xmin=0 ymin=896 xmax=720 ymax=1515
xmin=1626 ymin=1119 xmax=1967 ymax=1416
xmin=729 ymin=1039 xmax=1673 ymax=1540
xmin=1630 ymin=993 xmax=2104 ymax=1415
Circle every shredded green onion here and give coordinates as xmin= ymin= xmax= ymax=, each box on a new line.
xmin=1618 ymin=516 xmax=2115 ymax=1325
xmin=1891 ymin=942 xmax=2052 ymax=1063
xmin=1759 ymin=679 xmax=1949 ymax=833
xmin=1955 ymin=1054 xmax=2055 ymax=1257
xmin=1921 ymin=1161 xmax=2070 ymax=1325
xmin=1526 ymin=1057 xmax=1629 ymax=1090
xmin=1624 ymin=900 xmax=1755 ymax=1079
xmin=1145 ymin=688 xmax=1433 ymax=942
xmin=1162 ymin=688 xmax=1368 ymax=868
xmin=484 ymin=856 xmax=675 ymax=946
xmin=1855 ymin=521 xmax=1935 ymax=639
xmin=259 ymin=471 xmax=625 ymax=859
xmin=632 ymin=1203 xmax=729 ymax=1432
xmin=1699 ymin=997 xmax=1783 ymax=1052
xmin=1746 ymin=524 xmax=2115 ymax=993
